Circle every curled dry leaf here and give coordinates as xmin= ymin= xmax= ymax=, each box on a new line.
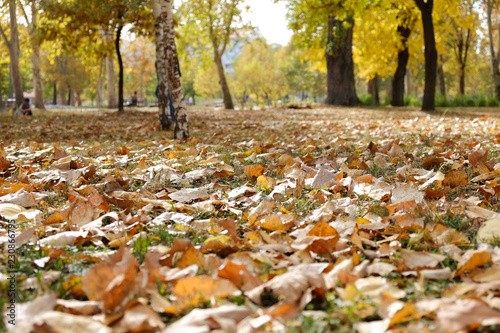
xmin=436 ymin=299 xmax=500 ymax=333
xmin=82 ymin=247 xmax=140 ymax=313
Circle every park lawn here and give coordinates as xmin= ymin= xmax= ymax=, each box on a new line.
xmin=1 ymin=106 xmax=500 ymax=332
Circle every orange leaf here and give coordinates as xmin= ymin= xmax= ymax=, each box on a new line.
xmin=454 ymin=250 xmax=492 ymax=277
xmin=244 ymin=165 xmax=265 ymax=178
xmin=218 ymin=260 xmax=262 ymax=291
xmin=307 ymin=221 xmax=338 ymax=237
xmin=172 ymin=276 xmax=238 ymax=308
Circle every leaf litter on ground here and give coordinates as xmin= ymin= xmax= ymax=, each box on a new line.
xmin=1 ymin=108 xmax=500 ymax=332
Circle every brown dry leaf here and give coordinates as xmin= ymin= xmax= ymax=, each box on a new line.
xmin=401 ymin=249 xmax=445 ymax=270
xmin=265 ymin=303 xmax=299 ymax=319
xmin=246 ymin=263 xmax=328 ymax=306
xmin=172 ymin=276 xmax=238 ymax=308
xmin=469 ymin=150 xmax=488 ymax=166
xmin=0 ymin=156 xmax=11 ymax=172
xmin=35 ymin=311 xmax=112 ymax=333
xmin=469 ymin=265 xmax=500 ymax=283
xmin=53 ymin=146 xmax=68 ymax=160
xmin=82 ymin=247 xmax=140 ymax=313
xmin=163 ymin=304 xmax=254 ymax=333
xmin=112 ymin=303 xmax=165 ymax=333
xmin=117 ymin=146 xmax=129 ymax=155
xmin=278 ymin=153 xmax=294 ymax=166
xmin=168 ymin=187 xmax=209 ymax=203
xmin=422 ymin=156 xmax=445 ymax=169
xmin=454 ymin=249 xmax=492 ymax=277
xmin=436 ymin=299 xmax=500 ymax=333
xmin=428 ymin=223 xmax=470 ymax=245
xmin=244 ymin=164 xmax=265 ymax=178
xmin=218 ymin=260 xmax=263 ymax=291
xmin=175 ymin=244 xmax=205 ymax=268
xmin=443 ymin=168 xmax=468 ymax=187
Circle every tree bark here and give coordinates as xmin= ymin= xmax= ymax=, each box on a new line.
xmin=116 ymin=23 xmax=124 ymax=113
xmin=152 ymin=0 xmax=189 ymax=139
xmin=96 ymin=58 xmax=105 ymax=107
xmin=414 ymin=0 xmax=437 ymax=111
xmin=213 ymin=46 xmax=234 ymax=109
xmin=391 ymin=25 xmax=411 ymax=106
xmin=367 ymin=75 xmax=379 ymax=105
xmin=106 ymin=56 xmax=117 ymax=108
xmin=325 ymin=15 xmax=358 ymax=106
xmin=52 ymin=81 xmax=57 ymax=105
xmin=437 ymin=54 xmax=446 ymax=97
xmin=152 ymin=0 xmax=172 ymax=130
xmin=21 ymin=1 xmax=45 ymax=110
xmin=0 ymin=0 xmax=24 ymax=107
xmin=486 ymin=1 xmax=500 ymax=98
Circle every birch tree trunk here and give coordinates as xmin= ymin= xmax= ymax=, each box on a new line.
xmin=151 ymin=0 xmax=189 ymax=139
xmin=0 ymin=0 xmax=24 ymax=107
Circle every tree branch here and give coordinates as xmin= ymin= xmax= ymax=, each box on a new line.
xmin=0 ymin=23 xmax=10 ymax=48
xmin=17 ymin=0 xmax=31 ymax=29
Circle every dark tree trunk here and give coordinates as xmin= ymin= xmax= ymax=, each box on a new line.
xmin=67 ymin=86 xmax=71 ymax=105
xmin=391 ymin=25 xmax=411 ymax=106
xmin=415 ymin=0 xmax=437 ymax=111
xmin=116 ymin=24 xmax=124 ymax=112
xmin=325 ymin=15 xmax=358 ymax=106
xmin=459 ymin=66 xmax=465 ymax=95
xmin=437 ymin=55 xmax=446 ymax=97
xmin=367 ymin=75 xmax=380 ymax=105
xmin=52 ymin=81 xmax=57 ymax=104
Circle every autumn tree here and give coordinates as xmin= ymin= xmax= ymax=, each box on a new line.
xmin=181 ymin=0 xmax=248 ymax=110
xmin=0 ymin=0 xmax=24 ymax=107
xmin=151 ymin=0 xmax=189 ymax=139
xmin=232 ymin=39 xmax=285 ymax=106
xmin=18 ymin=0 xmax=45 ymax=109
xmin=284 ymin=0 xmax=359 ymax=106
xmin=40 ymin=0 xmax=152 ymax=112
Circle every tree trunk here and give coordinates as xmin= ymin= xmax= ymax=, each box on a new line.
xmin=31 ymin=43 xmax=45 ymax=109
xmin=59 ymin=84 xmax=67 ymax=105
xmin=4 ymin=0 xmax=24 ymax=107
xmin=0 ymin=68 xmax=3 ymax=109
xmin=52 ymin=81 xmax=57 ymax=105
xmin=152 ymin=0 xmax=189 ymax=139
xmin=459 ymin=65 xmax=465 ymax=95
xmin=151 ymin=0 xmax=172 ymax=130
xmin=367 ymin=75 xmax=379 ymax=105
xmin=325 ymin=15 xmax=358 ymax=106
xmin=414 ymin=0 xmax=437 ymax=111
xmin=213 ymin=47 xmax=234 ymax=110
xmin=391 ymin=25 xmax=411 ymax=107
xmin=106 ymin=56 xmax=117 ymax=108
xmin=67 ymin=87 xmax=72 ymax=105
xmin=437 ymin=54 xmax=446 ymax=97
xmin=486 ymin=1 xmax=500 ymax=99
xmin=96 ymin=58 xmax=105 ymax=107
xmin=116 ymin=23 xmax=124 ymax=113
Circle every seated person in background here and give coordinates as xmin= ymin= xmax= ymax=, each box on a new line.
xmin=19 ymin=98 xmax=32 ymax=116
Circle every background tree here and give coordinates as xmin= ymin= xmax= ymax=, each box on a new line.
xmin=284 ymin=0 xmax=359 ymax=106
xmin=180 ymin=0 xmax=248 ymax=110
xmin=18 ymin=0 xmax=45 ymax=109
xmin=0 ymin=0 xmax=24 ymax=106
